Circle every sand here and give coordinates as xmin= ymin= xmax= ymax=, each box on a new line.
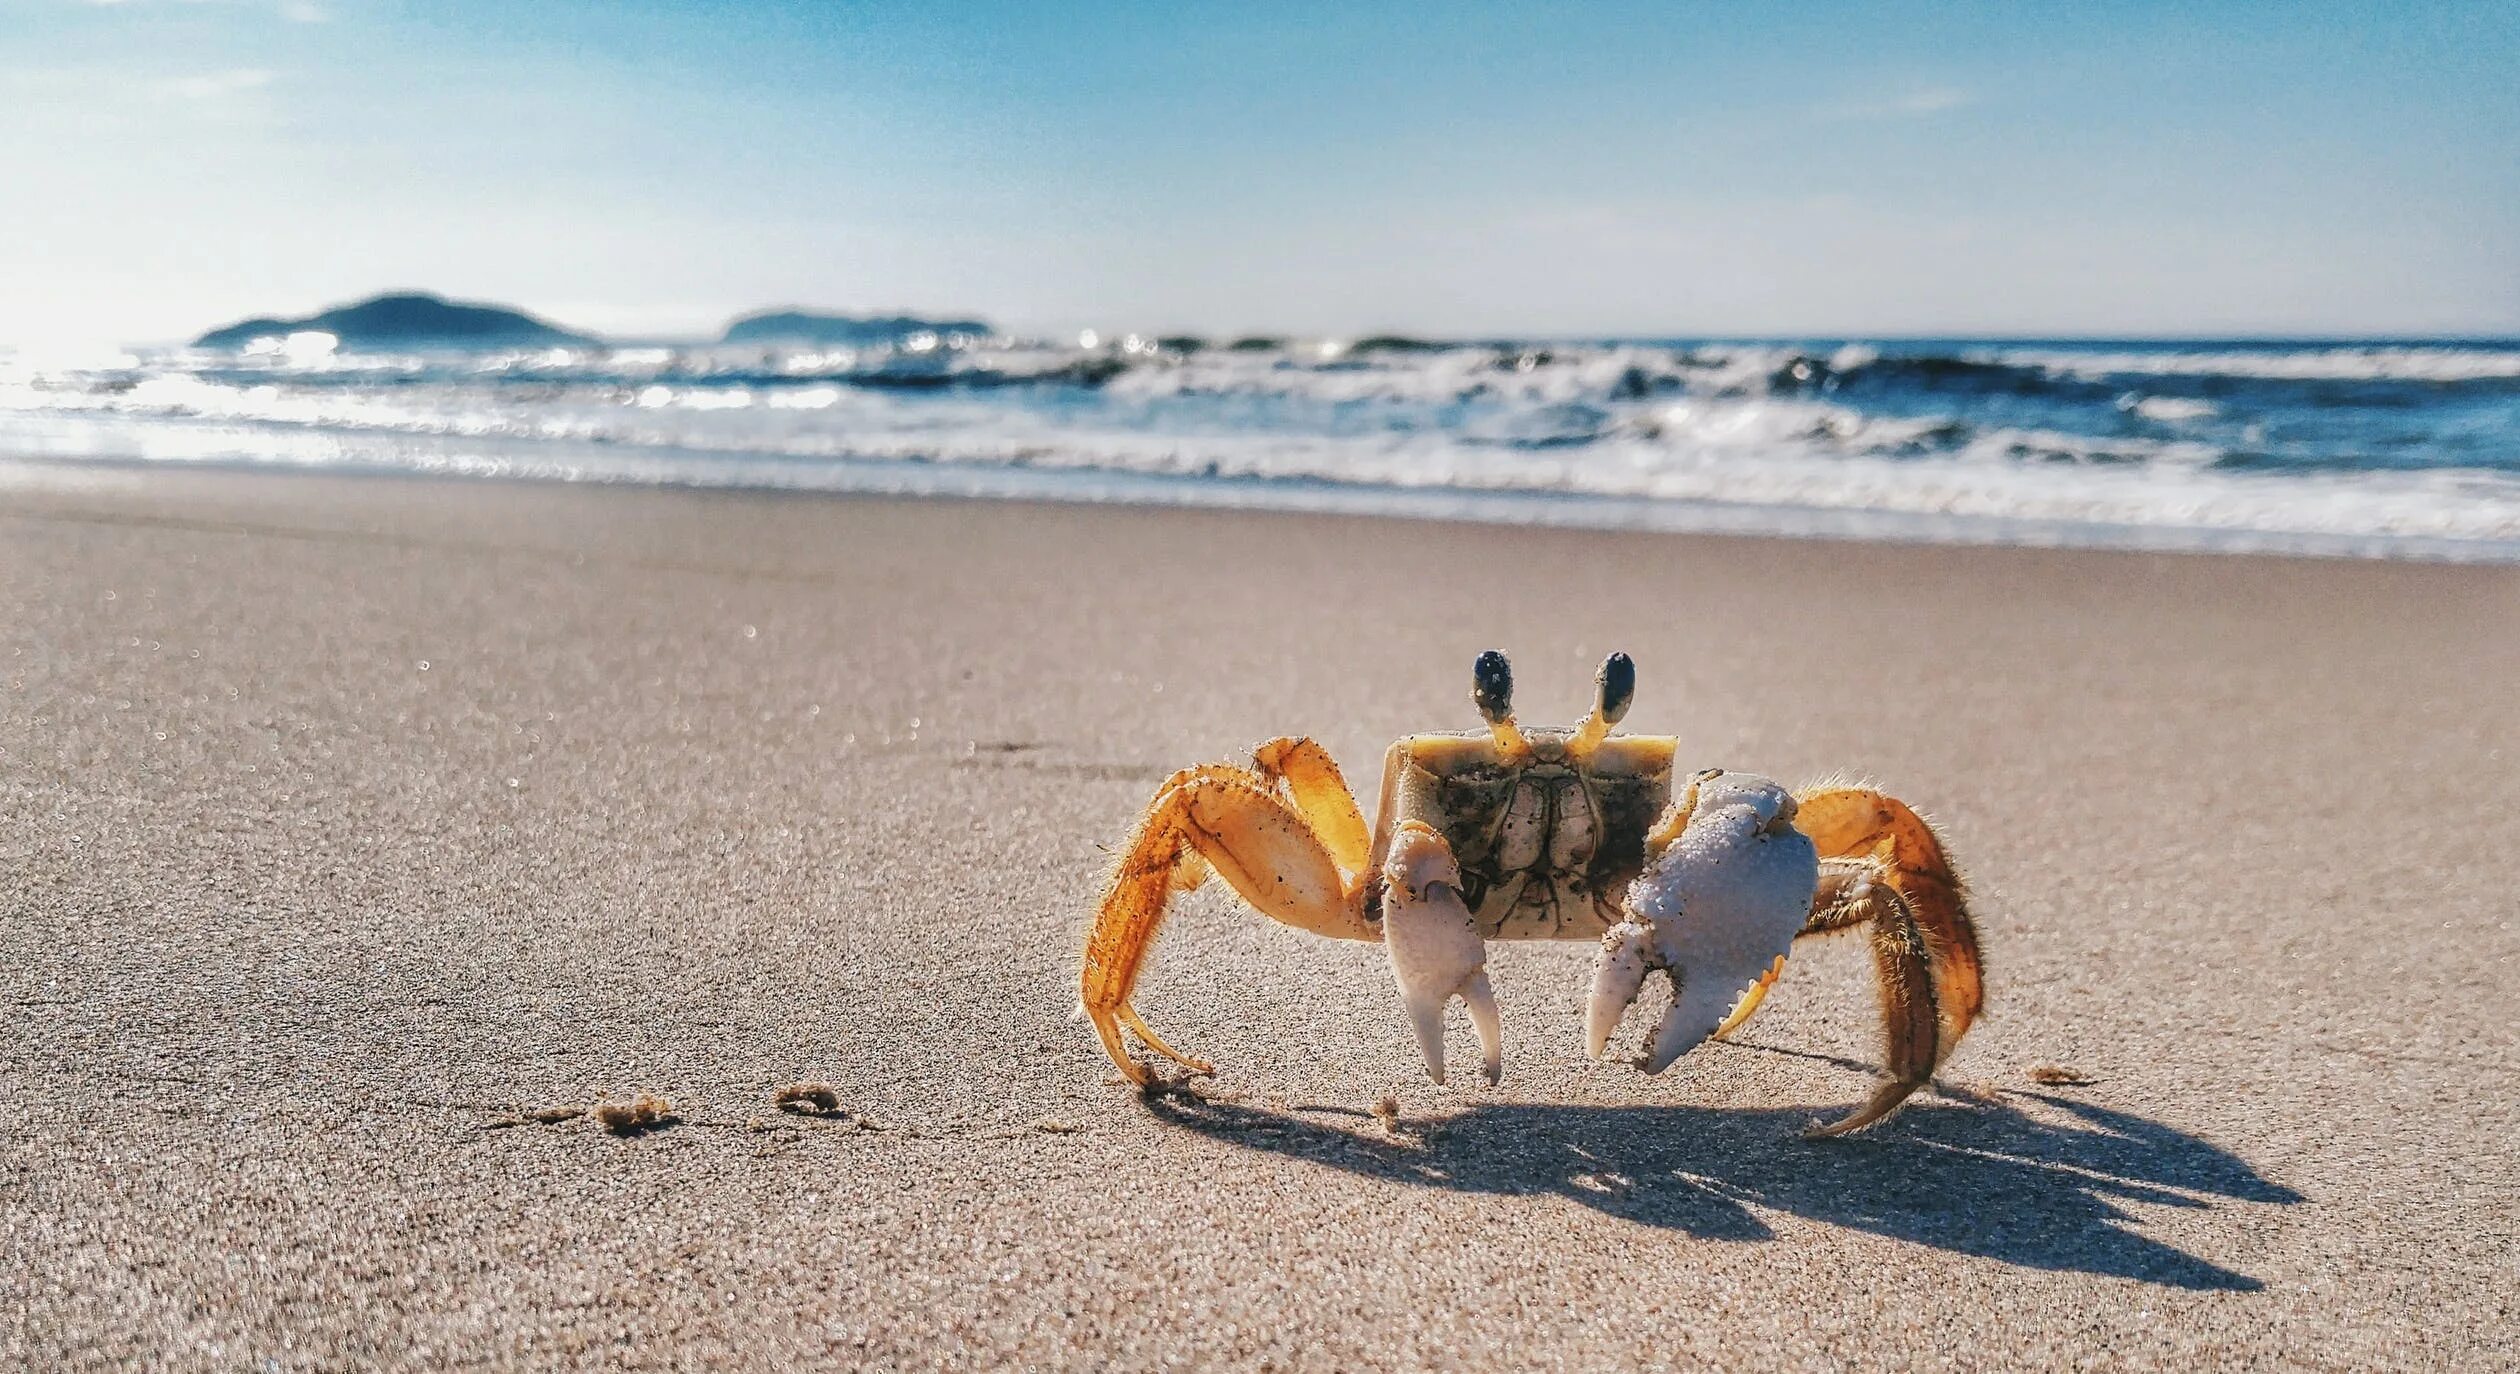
xmin=3 ymin=462 xmax=2516 ymax=1371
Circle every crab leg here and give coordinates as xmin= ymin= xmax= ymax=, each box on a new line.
xmin=1249 ymin=736 xmax=1373 ymax=873
xmin=1080 ymin=764 xmax=1376 ymax=1084
xmin=1788 ymin=787 xmax=1985 ymax=1137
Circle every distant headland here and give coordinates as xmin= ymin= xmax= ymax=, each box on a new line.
xmin=191 ymin=293 xmax=997 ymax=352
xmin=720 ymin=310 xmax=994 ymax=346
xmin=193 ymin=292 xmax=594 ymax=351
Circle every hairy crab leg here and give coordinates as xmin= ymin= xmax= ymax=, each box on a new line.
xmin=1788 ymin=787 xmax=1985 ymax=1137
xmin=1080 ymin=764 xmax=1375 ymax=1084
xmin=1115 ymin=1005 xmax=1207 ymax=1073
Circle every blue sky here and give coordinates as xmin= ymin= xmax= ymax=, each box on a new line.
xmin=3 ymin=1 xmax=2515 ymax=343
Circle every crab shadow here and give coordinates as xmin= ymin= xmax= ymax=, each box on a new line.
xmin=1145 ymin=1085 xmax=2300 ymax=1292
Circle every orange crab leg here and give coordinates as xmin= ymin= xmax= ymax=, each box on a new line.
xmin=1249 ymin=736 xmax=1372 ymax=873
xmin=1080 ymin=763 xmax=1377 ymax=1084
xmin=1717 ymin=788 xmax=1983 ymax=1135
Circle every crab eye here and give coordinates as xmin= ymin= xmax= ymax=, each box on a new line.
xmin=1696 ymin=767 xmax=1725 ymax=781
xmin=1596 ymin=651 xmax=1635 ymax=724
xmin=1472 ymin=649 xmax=1514 ymax=724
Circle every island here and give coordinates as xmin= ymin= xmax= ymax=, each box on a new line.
xmin=193 ymin=292 xmax=596 ymax=351
xmin=720 ymin=309 xmax=994 ymax=347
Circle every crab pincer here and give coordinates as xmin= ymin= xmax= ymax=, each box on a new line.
xmin=1584 ymin=771 xmax=1817 ymax=1072
xmin=1382 ymin=820 xmax=1504 ymax=1086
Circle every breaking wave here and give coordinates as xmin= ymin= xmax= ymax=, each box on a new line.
xmin=3 ymin=334 xmax=2516 ymax=559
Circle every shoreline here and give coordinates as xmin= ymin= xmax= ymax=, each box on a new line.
xmin=6 ymin=438 xmax=2520 ymax=567
xmin=5 ymin=464 xmax=2515 ymax=1368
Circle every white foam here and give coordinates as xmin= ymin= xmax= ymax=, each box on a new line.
xmin=3 ymin=338 xmax=2517 ymax=561
xmin=2122 ymin=394 xmax=2218 ymax=422
xmin=1988 ymin=346 xmax=2520 ymax=384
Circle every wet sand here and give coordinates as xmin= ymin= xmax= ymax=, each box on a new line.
xmin=3 ymin=463 xmax=2516 ymax=1370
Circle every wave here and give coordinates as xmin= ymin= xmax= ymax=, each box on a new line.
xmin=3 ymin=334 xmax=2516 ymax=559
xmin=19 ymin=336 xmax=2518 ymax=407
xmin=1981 ymin=346 xmax=2520 ymax=384
xmin=7 ymin=403 xmax=2516 ymax=558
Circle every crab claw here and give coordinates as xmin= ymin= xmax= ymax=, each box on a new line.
xmin=1586 ymin=920 xmax=1653 ymax=1058
xmin=1605 ymin=771 xmax=1821 ymax=1075
xmin=1638 ymin=967 xmax=1729 ymax=1075
xmin=1585 ymin=920 xmax=1727 ymax=1074
xmin=1383 ymin=821 xmax=1502 ymax=1087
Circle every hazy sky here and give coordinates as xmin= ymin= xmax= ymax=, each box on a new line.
xmin=5 ymin=1 xmax=2516 ymax=343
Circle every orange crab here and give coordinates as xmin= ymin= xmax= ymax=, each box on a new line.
xmin=1080 ymin=651 xmax=1984 ymax=1135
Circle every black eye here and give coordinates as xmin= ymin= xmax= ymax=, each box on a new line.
xmin=1596 ymin=651 xmax=1635 ymax=722
xmin=1472 ymin=649 xmax=1514 ymax=723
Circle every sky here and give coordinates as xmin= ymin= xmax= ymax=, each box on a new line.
xmin=2 ymin=1 xmax=2516 ymax=344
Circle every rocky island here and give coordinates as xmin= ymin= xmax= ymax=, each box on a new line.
xmin=720 ymin=309 xmax=993 ymax=347
xmin=194 ymin=291 xmax=595 ymax=351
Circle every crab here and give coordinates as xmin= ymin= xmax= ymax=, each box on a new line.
xmin=1079 ymin=650 xmax=1985 ymax=1135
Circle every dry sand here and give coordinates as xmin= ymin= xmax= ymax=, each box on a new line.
xmin=3 ymin=462 xmax=2516 ymax=1370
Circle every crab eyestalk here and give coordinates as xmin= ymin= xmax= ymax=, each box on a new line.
xmin=1567 ymin=650 xmax=1635 ymax=758
xmin=1471 ymin=649 xmax=1531 ymax=758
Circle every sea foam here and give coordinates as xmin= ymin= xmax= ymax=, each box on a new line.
xmin=3 ymin=336 xmax=2516 ymax=560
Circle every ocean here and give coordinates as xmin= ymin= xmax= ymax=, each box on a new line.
xmin=5 ymin=333 xmax=2517 ymax=560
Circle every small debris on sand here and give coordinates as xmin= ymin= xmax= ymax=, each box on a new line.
xmin=2029 ymin=1064 xmax=2098 ymax=1087
xmin=772 ymin=1082 xmax=844 ymax=1116
xmin=1031 ymin=1117 xmax=1081 ymax=1134
xmin=591 ymin=1093 xmax=676 ymax=1134
xmin=1137 ymin=1070 xmax=1218 ymax=1102
xmin=1370 ymin=1094 xmax=1402 ymax=1132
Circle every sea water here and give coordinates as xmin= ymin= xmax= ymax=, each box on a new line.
xmin=4 ymin=334 xmax=2516 ymax=561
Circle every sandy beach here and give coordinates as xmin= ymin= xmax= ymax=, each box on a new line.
xmin=3 ymin=462 xmax=2516 ymax=1370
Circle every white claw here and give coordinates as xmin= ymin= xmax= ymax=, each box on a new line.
xmin=1614 ymin=772 xmax=1820 ymax=1074
xmin=1462 ymin=970 xmax=1503 ymax=1087
xmin=1586 ymin=921 xmax=1653 ymax=1058
xmin=1384 ymin=824 xmax=1501 ymax=1089
xmin=1402 ymin=979 xmax=1454 ymax=1085
xmin=1639 ymin=972 xmax=1725 ymax=1074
